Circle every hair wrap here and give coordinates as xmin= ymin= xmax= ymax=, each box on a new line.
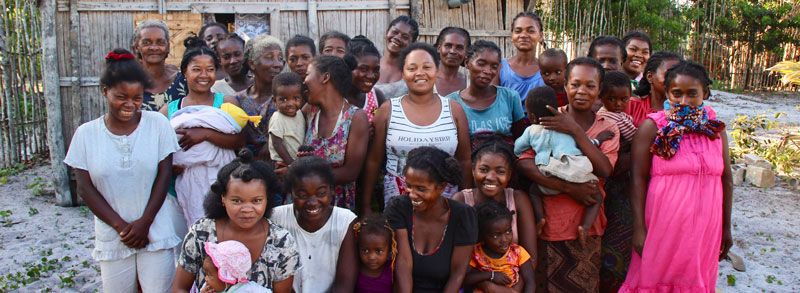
xmin=105 ymin=51 xmax=135 ymax=61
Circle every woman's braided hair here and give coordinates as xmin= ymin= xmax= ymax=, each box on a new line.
xmin=403 ymin=146 xmax=462 ymax=186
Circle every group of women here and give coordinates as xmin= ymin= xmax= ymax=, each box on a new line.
xmin=65 ymin=10 xmax=733 ymax=293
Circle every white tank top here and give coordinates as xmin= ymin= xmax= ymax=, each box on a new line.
xmin=385 ymin=95 xmax=459 ymax=177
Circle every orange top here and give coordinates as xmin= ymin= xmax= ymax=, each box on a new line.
xmin=519 ymin=109 xmax=620 ymax=241
xmin=469 ymin=243 xmax=531 ymax=288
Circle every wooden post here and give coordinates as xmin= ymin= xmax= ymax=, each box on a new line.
xmin=409 ymin=0 xmax=421 ymax=20
xmin=42 ymin=0 xmax=73 ymax=206
xmin=307 ymin=0 xmax=319 ymax=41
xmin=269 ymin=8 xmax=281 ymax=39
xmin=388 ymin=0 xmax=397 ymax=21
xmin=68 ymin=0 xmax=81 ymax=133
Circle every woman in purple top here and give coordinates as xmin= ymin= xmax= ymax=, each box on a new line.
xmin=353 ymin=215 xmax=396 ymax=293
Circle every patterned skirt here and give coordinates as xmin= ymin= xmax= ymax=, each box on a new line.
xmin=599 ymin=174 xmax=633 ymax=293
xmin=536 ymin=236 xmax=602 ymax=293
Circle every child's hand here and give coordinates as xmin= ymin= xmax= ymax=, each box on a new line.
xmin=274 ymin=166 xmax=288 ymax=176
xmin=594 ymin=130 xmax=615 ymax=144
xmin=491 ymin=271 xmax=513 ymax=286
xmin=199 ymin=284 xmax=216 ymax=293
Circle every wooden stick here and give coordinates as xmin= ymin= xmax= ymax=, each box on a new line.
xmin=42 ymin=0 xmax=74 ymax=206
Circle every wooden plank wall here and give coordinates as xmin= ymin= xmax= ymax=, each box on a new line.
xmin=416 ymin=0 xmax=526 ymax=59
xmin=56 ymin=0 xmax=407 ymax=146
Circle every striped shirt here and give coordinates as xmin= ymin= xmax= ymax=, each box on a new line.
xmin=597 ymin=107 xmax=637 ymax=143
xmin=385 ymin=95 xmax=459 ymax=177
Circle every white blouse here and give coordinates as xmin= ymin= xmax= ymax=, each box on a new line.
xmin=64 ymin=111 xmax=181 ymax=261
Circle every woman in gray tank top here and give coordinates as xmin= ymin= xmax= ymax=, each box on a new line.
xmin=360 ymin=43 xmax=473 ymax=216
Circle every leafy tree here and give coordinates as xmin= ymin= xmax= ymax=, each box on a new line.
xmin=714 ymin=0 xmax=800 ymax=89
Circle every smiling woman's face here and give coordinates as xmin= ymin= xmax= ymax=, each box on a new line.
xmin=134 ymin=27 xmax=169 ymax=64
xmin=385 ymin=22 xmax=413 ymax=54
xmin=566 ymin=64 xmax=601 ymax=112
xmin=291 ymin=175 xmax=334 ymax=225
xmin=185 ymin=55 xmax=217 ymax=93
xmin=402 ymin=49 xmax=438 ymax=95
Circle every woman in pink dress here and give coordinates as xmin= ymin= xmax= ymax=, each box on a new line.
xmin=621 ymin=60 xmax=733 ymax=292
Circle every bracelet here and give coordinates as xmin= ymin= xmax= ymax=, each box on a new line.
xmin=592 ymin=138 xmax=600 ymax=146
xmin=490 ymin=271 xmax=494 ymax=281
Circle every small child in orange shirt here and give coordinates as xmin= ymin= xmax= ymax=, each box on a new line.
xmin=464 ymin=200 xmax=535 ymax=292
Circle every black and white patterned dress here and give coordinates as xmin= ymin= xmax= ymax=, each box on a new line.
xmin=178 ymin=218 xmax=301 ymax=289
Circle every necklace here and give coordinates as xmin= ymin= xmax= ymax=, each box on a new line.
xmin=411 ymin=198 xmax=450 ymax=256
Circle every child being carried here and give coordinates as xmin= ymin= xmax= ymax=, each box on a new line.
xmin=514 ymin=86 xmax=613 ymax=243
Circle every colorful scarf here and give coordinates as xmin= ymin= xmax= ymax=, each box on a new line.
xmin=650 ymin=102 xmax=725 ymax=159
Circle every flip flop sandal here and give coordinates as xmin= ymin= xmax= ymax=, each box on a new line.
xmin=726 ymin=251 xmax=746 ymax=272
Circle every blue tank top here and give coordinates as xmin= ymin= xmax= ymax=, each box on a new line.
xmin=167 ymin=92 xmax=225 ymax=119
xmin=499 ymin=58 xmax=545 ymax=104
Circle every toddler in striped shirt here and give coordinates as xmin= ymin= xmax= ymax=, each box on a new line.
xmin=597 ymin=71 xmax=637 ymax=148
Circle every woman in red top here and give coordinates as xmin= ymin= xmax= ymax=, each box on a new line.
xmin=517 ymin=57 xmax=619 ymax=292
xmin=626 ymin=52 xmax=682 ymax=126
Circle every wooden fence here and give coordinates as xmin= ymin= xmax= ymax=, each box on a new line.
xmin=0 ymin=0 xmax=49 ymax=168
xmin=536 ymin=0 xmax=800 ymax=91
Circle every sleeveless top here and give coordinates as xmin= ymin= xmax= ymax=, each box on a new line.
xmin=462 ymin=188 xmax=518 ymax=243
xmin=383 ymin=95 xmax=459 ymax=200
xmin=167 ymin=92 xmax=224 ymax=119
xmin=363 ymin=88 xmax=380 ymax=123
xmin=499 ymin=59 xmax=544 ymax=104
xmin=304 ymin=103 xmax=359 ymax=210
xmin=385 ymin=95 xmax=458 ymax=176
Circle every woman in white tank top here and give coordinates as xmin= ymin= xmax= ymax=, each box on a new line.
xmin=360 ymin=43 xmax=473 ymax=215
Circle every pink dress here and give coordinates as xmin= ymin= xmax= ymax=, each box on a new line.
xmin=620 ymin=108 xmax=724 ymax=292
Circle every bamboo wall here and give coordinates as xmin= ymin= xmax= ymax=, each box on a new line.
xmin=54 ymin=0 xmax=410 ymax=148
xmin=414 ymin=0 xmax=526 ymax=59
xmin=0 ymin=0 xmax=48 ymax=168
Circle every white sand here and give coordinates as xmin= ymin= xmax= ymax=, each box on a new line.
xmin=0 ymin=90 xmax=797 ymax=292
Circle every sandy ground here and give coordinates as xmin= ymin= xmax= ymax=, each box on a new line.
xmin=0 ymin=90 xmax=797 ymax=292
